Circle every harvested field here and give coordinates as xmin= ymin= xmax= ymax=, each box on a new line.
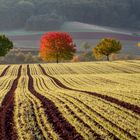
xmin=0 ymin=61 xmax=140 ymax=140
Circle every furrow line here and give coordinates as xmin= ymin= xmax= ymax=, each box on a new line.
xmin=0 ymin=66 xmax=22 ymax=140
xmin=0 ymin=66 xmax=10 ymax=77
xmin=27 ymin=65 xmax=84 ymax=140
xmin=34 ymin=76 xmax=105 ymax=139
xmin=39 ymin=64 xmax=140 ymax=115
xmin=62 ymin=93 xmax=137 ymax=140
xmin=39 ymin=76 xmax=136 ymax=140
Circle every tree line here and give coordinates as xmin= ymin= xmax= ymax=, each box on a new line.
xmin=0 ymin=0 xmax=140 ymax=30
xmin=1 ymin=32 xmax=140 ymax=63
xmin=0 ymin=33 xmax=122 ymax=63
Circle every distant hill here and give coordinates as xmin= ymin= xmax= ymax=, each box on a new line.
xmin=0 ymin=0 xmax=140 ymax=30
xmin=60 ymin=22 xmax=132 ymax=35
xmin=1 ymin=22 xmax=139 ymax=57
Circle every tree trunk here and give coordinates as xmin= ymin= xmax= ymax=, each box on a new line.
xmin=107 ymin=55 xmax=110 ymax=61
xmin=56 ymin=57 xmax=59 ymax=63
xmin=56 ymin=52 xmax=59 ymax=63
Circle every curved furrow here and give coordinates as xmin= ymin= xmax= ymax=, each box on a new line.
xmin=19 ymin=66 xmax=49 ymax=139
xmin=27 ymin=65 xmax=84 ymax=140
xmin=0 ymin=79 xmax=16 ymax=105
xmin=0 ymin=66 xmax=10 ymax=77
xmin=108 ymin=62 xmax=140 ymax=73
xmin=38 ymin=67 xmax=140 ymax=121
xmin=45 ymin=76 xmax=140 ymax=121
xmin=59 ymin=76 xmax=140 ymax=105
xmin=25 ymin=92 xmax=58 ymax=140
xmin=0 ymin=67 xmax=21 ymax=105
xmin=0 ymin=66 xmax=22 ymax=140
xmin=22 ymin=77 xmax=59 ymax=139
xmin=60 ymin=94 xmax=137 ymax=140
xmin=48 ymin=94 xmax=119 ymax=139
xmin=33 ymin=76 xmax=107 ymax=139
xmin=39 ymin=64 xmax=140 ymax=115
xmin=38 ymin=75 xmax=137 ymax=140
xmin=14 ymin=77 xmax=47 ymax=140
xmin=105 ymin=64 xmax=135 ymax=73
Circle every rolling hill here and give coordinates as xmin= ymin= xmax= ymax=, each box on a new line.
xmin=0 ymin=61 xmax=140 ymax=139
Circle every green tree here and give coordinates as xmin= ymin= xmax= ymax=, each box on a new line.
xmin=0 ymin=35 xmax=13 ymax=56
xmin=93 ymin=38 xmax=122 ymax=61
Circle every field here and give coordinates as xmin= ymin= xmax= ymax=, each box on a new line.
xmin=0 ymin=61 xmax=140 ymax=140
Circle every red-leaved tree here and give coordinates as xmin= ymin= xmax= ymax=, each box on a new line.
xmin=40 ymin=32 xmax=76 ymax=63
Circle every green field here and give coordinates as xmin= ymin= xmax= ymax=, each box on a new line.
xmin=0 ymin=61 xmax=140 ymax=140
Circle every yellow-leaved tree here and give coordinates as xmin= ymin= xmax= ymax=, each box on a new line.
xmin=93 ymin=38 xmax=122 ymax=61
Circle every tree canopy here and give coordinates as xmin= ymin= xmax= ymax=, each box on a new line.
xmin=40 ymin=32 xmax=76 ymax=63
xmin=0 ymin=35 xmax=13 ymax=56
xmin=93 ymin=38 xmax=122 ymax=61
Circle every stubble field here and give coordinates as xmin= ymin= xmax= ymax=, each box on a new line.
xmin=0 ymin=61 xmax=140 ymax=140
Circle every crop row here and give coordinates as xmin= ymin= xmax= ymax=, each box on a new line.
xmin=52 ymin=73 xmax=140 ymax=106
xmin=0 ymin=65 xmax=21 ymax=139
xmin=32 ymin=64 xmax=140 ymax=139
xmin=14 ymin=65 xmax=61 ymax=140
xmin=0 ymin=61 xmax=139 ymax=140
xmin=0 ymin=66 xmax=19 ymax=105
xmin=41 ymin=61 xmax=140 ymax=76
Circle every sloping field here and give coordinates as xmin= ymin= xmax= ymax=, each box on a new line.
xmin=0 ymin=61 xmax=140 ymax=140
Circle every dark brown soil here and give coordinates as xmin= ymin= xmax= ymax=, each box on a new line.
xmin=0 ymin=66 xmax=22 ymax=140
xmin=39 ymin=64 xmax=140 ymax=116
xmin=0 ymin=66 xmax=10 ymax=77
xmin=27 ymin=65 xmax=84 ymax=140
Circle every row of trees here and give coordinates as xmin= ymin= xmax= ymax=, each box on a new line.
xmin=0 ymin=32 xmax=122 ymax=63
xmin=40 ymin=32 xmax=122 ymax=63
xmin=0 ymin=0 xmax=140 ymax=30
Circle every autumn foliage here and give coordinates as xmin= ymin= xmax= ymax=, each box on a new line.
xmin=93 ymin=38 xmax=122 ymax=61
xmin=40 ymin=32 xmax=76 ymax=63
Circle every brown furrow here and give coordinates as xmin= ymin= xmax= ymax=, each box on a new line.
xmin=0 ymin=66 xmax=10 ymax=77
xmin=62 ymin=77 xmax=140 ymax=105
xmin=40 ymin=75 xmax=136 ymax=140
xmin=47 ymin=74 xmax=140 ymax=120
xmin=39 ymin=64 xmax=140 ymax=116
xmin=27 ymin=65 xmax=84 ymax=140
xmin=0 ymin=66 xmax=22 ymax=140
xmin=34 ymin=75 xmax=104 ymax=139
xmin=62 ymin=94 xmax=137 ymax=140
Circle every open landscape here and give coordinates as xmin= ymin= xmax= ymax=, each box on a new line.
xmin=1 ymin=22 xmax=140 ymax=57
xmin=0 ymin=0 xmax=140 ymax=140
xmin=0 ymin=61 xmax=140 ymax=140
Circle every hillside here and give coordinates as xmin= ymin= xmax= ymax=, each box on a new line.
xmin=0 ymin=61 xmax=140 ymax=139
xmin=1 ymin=23 xmax=139 ymax=57
xmin=0 ymin=61 xmax=140 ymax=140
xmin=60 ymin=22 xmax=132 ymax=34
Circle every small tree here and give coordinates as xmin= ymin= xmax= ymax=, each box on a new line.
xmin=93 ymin=38 xmax=122 ymax=61
xmin=40 ymin=32 xmax=76 ymax=63
xmin=0 ymin=35 xmax=13 ymax=56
